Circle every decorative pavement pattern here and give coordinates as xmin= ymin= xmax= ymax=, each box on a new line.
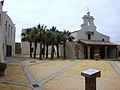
xmin=0 ymin=57 xmax=80 ymax=90
xmin=110 ymin=61 xmax=120 ymax=76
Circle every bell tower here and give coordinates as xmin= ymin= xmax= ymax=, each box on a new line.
xmin=81 ymin=12 xmax=96 ymax=32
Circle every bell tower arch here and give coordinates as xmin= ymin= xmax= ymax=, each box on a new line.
xmin=81 ymin=12 xmax=96 ymax=32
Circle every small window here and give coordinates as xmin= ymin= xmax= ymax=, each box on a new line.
xmin=5 ymin=21 xmax=8 ymax=31
xmin=102 ymin=38 xmax=104 ymax=41
xmin=5 ymin=36 xmax=7 ymax=45
xmin=11 ymin=26 xmax=13 ymax=36
xmin=0 ymin=14 xmax=1 ymax=24
xmin=88 ymin=34 xmax=91 ymax=40
xmin=8 ymin=25 xmax=10 ymax=37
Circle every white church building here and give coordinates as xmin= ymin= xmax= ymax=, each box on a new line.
xmin=0 ymin=1 xmax=16 ymax=62
xmin=21 ymin=12 xmax=118 ymax=59
xmin=65 ymin=12 xmax=118 ymax=59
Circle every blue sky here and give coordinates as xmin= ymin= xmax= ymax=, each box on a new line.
xmin=3 ymin=0 xmax=120 ymax=44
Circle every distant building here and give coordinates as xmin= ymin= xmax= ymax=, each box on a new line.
xmin=15 ymin=42 xmax=21 ymax=55
xmin=64 ymin=12 xmax=118 ymax=59
xmin=0 ymin=2 xmax=16 ymax=62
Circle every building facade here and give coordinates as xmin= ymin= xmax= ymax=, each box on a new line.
xmin=21 ymin=12 xmax=118 ymax=59
xmin=68 ymin=12 xmax=118 ymax=59
xmin=0 ymin=2 xmax=16 ymax=62
xmin=15 ymin=42 xmax=21 ymax=55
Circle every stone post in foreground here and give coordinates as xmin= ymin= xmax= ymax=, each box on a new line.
xmin=81 ymin=69 xmax=101 ymax=90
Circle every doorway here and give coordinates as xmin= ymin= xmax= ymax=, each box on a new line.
xmin=90 ymin=46 xmax=95 ymax=59
xmin=100 ymin=47 xmax=105 ymax=59
xmin=6 ymin=45 xmax=12 ymax=57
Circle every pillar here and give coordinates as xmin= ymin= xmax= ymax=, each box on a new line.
xmin=88 ymin=45 xmax=90 ymax=59
xmin=81 ymin=69 xmax=101 ymax=90
xmin=85 ymin=77 xmax=96 ymax=90
xmin=105 ymin=47 xmax=107 ymax=59
xmin=116 ymin=46 xmax=118 ymax=58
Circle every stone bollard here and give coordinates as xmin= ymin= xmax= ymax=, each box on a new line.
xmin=81 ymin=69 xmax=101 ymax=90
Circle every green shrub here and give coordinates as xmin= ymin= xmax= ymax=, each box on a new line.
xmin=0 ymin=63 xmax=7 ymax=71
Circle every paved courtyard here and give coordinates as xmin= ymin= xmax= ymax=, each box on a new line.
xmin=0 ymin=57 xmax=120 ymax=90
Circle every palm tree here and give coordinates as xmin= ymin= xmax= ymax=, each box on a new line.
xmin=32 ymin=27 xmax=39 ymax=58
xmin=21 ymin=28 xmax=34 ymax=57
xmin=45 ymin=29 xmax=51 ymax=58
xmin=61 ymin=30 xmax=74 ymax=59
xmin=37 ymin=24 xmax=47 ymax=60
xmin=55 ymin=31 xmax=62 ymax=58
xmin=49 ymin=26 xmax=57 ymax=59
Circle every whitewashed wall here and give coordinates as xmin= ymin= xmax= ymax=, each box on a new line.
xmin=0 ymin=3 xmax=15 ymax=62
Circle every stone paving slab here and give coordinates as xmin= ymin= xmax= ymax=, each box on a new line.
xmin=0 ymin=82 xmax=32 ymax=90
xmin=110 ymin=61 xmax=120 ymax=76
xmin=115 ymin=61 xmax=120 ymax=69
xmin=19 ymin=61 xmax=43 ymax=90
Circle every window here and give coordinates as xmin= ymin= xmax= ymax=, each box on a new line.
xmin=5 ymin=21 xmax=8 ymax=31
xmin=5 ymin=36 xmax=7 ymax=45
xmin=14 ymin=30 xmax=15 ymax=39
xmin=11 ymin=26 xmax=13 ymax=36
xmin=88 ymin=34 xmax=91 ymax=40
xmin=88 ymin=19 xmax=91 ymax=26
xmin=0 ymin=14 xmax=1 ymax=25
xmin=8 ymin=25 xmax=10 ymax=37
xmin=88 ymin=21 xmax=90 ymax=26
xmin=102 ymin=38 xmax=104 ymax=41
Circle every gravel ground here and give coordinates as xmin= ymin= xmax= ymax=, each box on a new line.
xmin=0 ymin=61 xmax=31 ymax=90
xmin=1 ymin=59 xmax=120 ymax=90
xmin=0 ymin=83 xmax=32 ymax=90
xmin=115 ymin=61 xmax=120 ymax=68
xmin=43 ymin=60 xmax=120 ymax=90
xmin=29 ymin=60 xmax=73 ymax=81
xmin=3 ymin=65 xmax=29 ymax=83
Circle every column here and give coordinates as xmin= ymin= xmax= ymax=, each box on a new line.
xmin=105 ymin=47 xmax=107 ymax=59
xmin=88 ymin=45 xmax=90 ymax=59
xmin=116 ymin=46 xmax=118 ymax=58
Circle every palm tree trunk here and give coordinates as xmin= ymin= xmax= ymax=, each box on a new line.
xmin=39 ymin=42 xmax=42 ymax=60
xmin=56 ymin=44 xmax=59 ymax=58
xmin=51 ymin=43 xmax=54 ymax=59
xmin=34 ymin=42 xmax=37 ymax=58
xmin=46 ymin=44 xmax=48 ymax=58
xmin=30 ymin=41 xmax=32 ymax=58
xmin=43 ymin=43 xmax=45 ymax=57
xmin=63 ymin=41 xmax=66 ymax=59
